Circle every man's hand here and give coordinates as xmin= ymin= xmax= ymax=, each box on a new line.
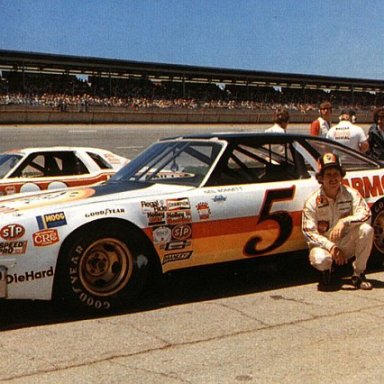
xmin=329 ymin=220 xmax=346 ymax=241
xmin=330 ymin=245 xmax=347 ymax=265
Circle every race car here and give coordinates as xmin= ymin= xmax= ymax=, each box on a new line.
xmin=1 ymin=132 xmax=384 ymax=312
xmin=0 ymin=146 xmax=128 ymax=195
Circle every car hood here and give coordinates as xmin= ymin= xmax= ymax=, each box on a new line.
xmin=0 ymin=181 xmax=195 ymax=216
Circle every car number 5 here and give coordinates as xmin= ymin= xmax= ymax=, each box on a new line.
xmin=244 ymin=186 xmax=295 ymax=256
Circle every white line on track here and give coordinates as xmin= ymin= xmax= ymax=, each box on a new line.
xmin=67 ymin=129 xmax=98 ymax=133
xmin=117 ymin=146 xmax=144 ymax=149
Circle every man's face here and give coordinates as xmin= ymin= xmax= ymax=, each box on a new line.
xmin=320 ymin=107 xmax=331 ymax=120
xmin=321 ymin=167 xmax=342 ymax=196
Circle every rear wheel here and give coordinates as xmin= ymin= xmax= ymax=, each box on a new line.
xmin=55 ymin=223 xmax=150 ymax=312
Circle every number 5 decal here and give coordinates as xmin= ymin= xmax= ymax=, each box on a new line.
xmin=244 ymin=186 xmax=295 ymax=256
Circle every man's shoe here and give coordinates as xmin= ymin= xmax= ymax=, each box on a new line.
xmin=351 ymin=274 xmax=372 ymax=290
xmin=317 ymin=270 xmax=334 ymax=291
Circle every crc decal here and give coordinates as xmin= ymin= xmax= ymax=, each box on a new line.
xmin=171 ymin=224 xmax=192 ymax=240
xmin=0 ymin=240 xmax=28 ymax=255
xmin=153 ymin=226 xmax=172 ymax=244
xmin=196 ymin=202 xmax=211 ymax=220
xmin=244 ymin=186 xmax=295 ymax=256
xmin=36 ymin=211 xmax=67 ymax=230
xmin=0 ymin=224 xmax=25 ymax=240
xmin=162 ymin=251 xmax=192 ymax=265
xmin=6 ymin=266 xmax=53 ymax=284
xmin=85 ymin=208 xmax=125 ymax=218
xmin=33 ymin=229 xmax=59 ymax=247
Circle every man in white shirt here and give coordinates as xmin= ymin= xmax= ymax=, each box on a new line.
xmin=265 ymin=108 xmax=290 ymax=133
xmin=326 ymin=109 xmax=369 ymax=153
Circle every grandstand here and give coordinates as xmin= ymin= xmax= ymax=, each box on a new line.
xmin=1 ymin=49 xmax=384 ymax=124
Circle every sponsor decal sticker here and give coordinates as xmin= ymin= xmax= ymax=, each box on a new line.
xmin=141 ymin=200 xmax=167 ymax=213
xmin=166 ymin=210 xmax=192 ymax=225
xmin=0 ymin=240 xmax=28 ymax=255
xmin=212 ymin=195 xmax=227 ymax=203
xmin=33 ymin=229 xmax=59 ymax=247
xmin=153 ymin=226 xmax=172 ymax=243
xmin=162 ymin=251 xmax=192 ymax=265
xmin=36 ymin=211 xmax=67 ymax=230
xmin=7 ymin=266 xmax=54 ymax=284
xmin=171 ymin=224 xmax=192 ymax=240
xmin=166 ymin=198 xmax=191 ymax=211
xmin=85 ymin=208 xmax=125 ymax=218
xmin=196 ymin=202 xmax=211 ymax=220
xmin=0 ymin=224 xmax=25 ymax=240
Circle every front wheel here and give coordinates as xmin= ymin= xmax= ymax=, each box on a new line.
xmin=55 ymin=223 xmax=150 ymax=312
xmin=370 ymin=200 xmax=384 ymax=265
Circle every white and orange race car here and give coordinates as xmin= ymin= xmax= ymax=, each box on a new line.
xmin=0 ymin=133 xmax=383 ymax=311
xmin=0 ymin=146 xmax=128 ymax=195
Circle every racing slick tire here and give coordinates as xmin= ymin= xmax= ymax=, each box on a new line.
xmin=370 ymin=199 xmax=384 ymax=266
xmin=54 ymin=221 xmax=151 ymax=312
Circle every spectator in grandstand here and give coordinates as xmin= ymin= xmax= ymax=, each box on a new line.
xmin=265 ymin=108 xmax=290 ymax=133
xmin=367 ymin=107 xmax=384 ymax=160
xmin=326 ymin=109 xmax=369 ymax=153
xmin=310 ymin=101 xmax=332 ymax=137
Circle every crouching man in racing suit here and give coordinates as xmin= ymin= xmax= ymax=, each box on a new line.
xmin=302 ymin=153 xmax=374 ymax=291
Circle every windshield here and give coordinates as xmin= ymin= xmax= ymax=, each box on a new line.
xmin=110 ymin=140 xmax=224 ymax=187
xmin=0 ymin=154 xmax=23 ymax=178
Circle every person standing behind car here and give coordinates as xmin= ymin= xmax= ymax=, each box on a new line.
xmin=310 ymin=101 xmax=332 ymax=137
xmin=367 ymin=108 xmax=384 ymax=160
xmin=265 ymin=108 xmax=290 ymax=133
xmin=326 ymin=109 xmax=369 ymax=153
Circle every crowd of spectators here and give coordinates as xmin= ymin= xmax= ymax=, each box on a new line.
xmin=1 ymin=71 xmax=383 ymax=113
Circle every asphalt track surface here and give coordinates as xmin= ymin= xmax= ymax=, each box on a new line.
xmin=0 ymin=123 xmax=383 ymax=383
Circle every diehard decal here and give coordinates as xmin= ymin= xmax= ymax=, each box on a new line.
xmin=6 ymin=266 xmax=54 ymax=284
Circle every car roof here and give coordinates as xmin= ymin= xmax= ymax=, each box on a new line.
xmin=4 ymin=147 xmax=114 ymax=155
xmin=161 ymin=131 xmax=327 ymax=143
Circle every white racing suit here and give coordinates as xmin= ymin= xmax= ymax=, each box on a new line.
xmin=302 ymin=184 xmax=373 ymax=274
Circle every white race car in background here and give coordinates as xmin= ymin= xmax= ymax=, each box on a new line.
xmin=0 ymin=146 xmax=128 ymax=195
xmin=0 ymin=133 xmax=384 ymax=312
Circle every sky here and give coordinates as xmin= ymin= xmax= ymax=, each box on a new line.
xmin=1 ymin=0 xmax=384 ymax=80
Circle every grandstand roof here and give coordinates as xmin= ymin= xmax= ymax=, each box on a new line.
xmin=1 ymin=49 xmax=384 ymax=92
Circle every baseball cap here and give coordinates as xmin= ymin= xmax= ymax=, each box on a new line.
xmin=316 ymin=153 xmax=346 ymax=177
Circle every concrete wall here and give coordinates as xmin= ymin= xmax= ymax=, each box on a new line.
xmin=0 ymin=105 xmax=373 ymax=124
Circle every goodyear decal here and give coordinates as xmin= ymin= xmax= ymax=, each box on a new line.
xmin=36 ymin=211 xmax=67 ymax=230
